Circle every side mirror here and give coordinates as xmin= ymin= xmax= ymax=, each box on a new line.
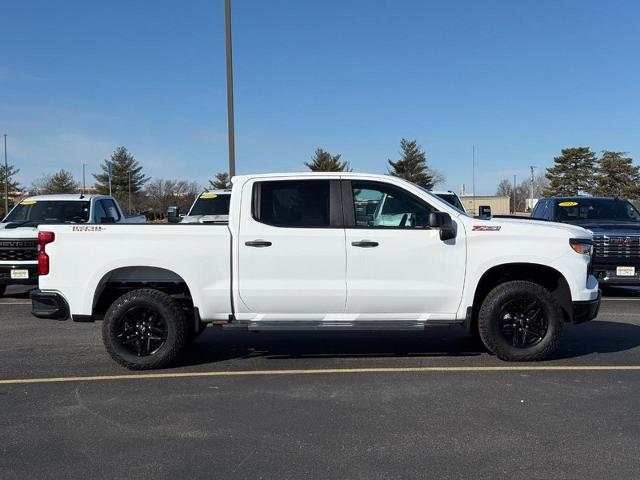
xmin=100 ymin=216 xmax=116 ymax=224
xmin=167 ymin=206 xmax=180 ymax=223
xmin=478 ymin=205 xmax=492 ymax=219
xmin=428 ymin=212 xmax=456 ymax=241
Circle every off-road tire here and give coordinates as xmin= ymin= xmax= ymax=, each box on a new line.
xmin=478 ymin=280 xmax=563 ymax=361
xmin=102 ymin=288 xmax=188 ymax=370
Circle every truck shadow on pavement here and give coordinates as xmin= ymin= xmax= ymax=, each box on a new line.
xmin=176 ymin=320 xmax=640 ymax=367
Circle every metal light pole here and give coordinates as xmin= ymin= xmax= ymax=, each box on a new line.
xmin=107 ymin=161 xmax=112 ymax=196
xmin=513 ymin=174 xmax=517 ymax=214
xmin=472 ymin=145 xmax=476 ymax=214
xmin=225 ymin=0 xmax=236 ymax=178
xmin=3 ymin=134 xmax=8 ymax=216
xmin=82 ymin=163 xmax=88 ymax=195
xmin=128 ymin=170 xmax=132 ymax=214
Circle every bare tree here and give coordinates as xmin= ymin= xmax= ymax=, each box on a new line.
xmin=144 ymin=179 xmax=200 ymax=220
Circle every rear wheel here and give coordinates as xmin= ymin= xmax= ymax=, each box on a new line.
xmin=478 ymin=281 xmax=563 ymax=361
xmin=0 ymin=284 xmax=6 ymax=297
xmin=102 ymin=289 xmax=188 ymax=370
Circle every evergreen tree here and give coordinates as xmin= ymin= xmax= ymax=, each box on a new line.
xmin=0 ymin=163 xmax=21 ymax=193
xmin=94 ymin=147 xmax=148 ymax=205
xmin=32 ymin=169 xmax=78 ymax=194
xmin=305 ymin=148 xmax=350 ymax=172
xmin=593 ymin=151 xmax=640 ymax=198
xmin=0 ymin=163 xmax=20 ymax=217
xmin=388 ymin=139 xmax=435 ymax=189
xmin=544 ymin=147 xmax=597 ymax=196
xmin=208 ymin=172 xmax=231 ymax=189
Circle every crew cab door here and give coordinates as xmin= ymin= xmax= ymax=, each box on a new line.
xmin=236 ymin=178 xmax=346 ymax=317
xmin=343 ymin=180 xmax=466 ymax=320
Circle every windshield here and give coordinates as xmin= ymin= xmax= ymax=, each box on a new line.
xmin=188 ymin=194 xmax=231 ymax=216
xmin=3 ymin=200 xmax=91 ymax=225
xmin=554 ymin=198 xmax=640 ymax=224
xmin=419 ymin=188 xmax=468 ymax=215
xmin=435 ymin=193 xmax=466 ymax=212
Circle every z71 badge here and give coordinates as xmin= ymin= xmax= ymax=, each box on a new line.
xmin=72 ymin=226 xmax=105 ymax=232
xmin=472 ymin=225 xmax=501 ymax=232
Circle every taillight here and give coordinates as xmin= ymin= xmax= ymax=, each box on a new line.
xmin=38 ymin=231 xmax=55 ymax=276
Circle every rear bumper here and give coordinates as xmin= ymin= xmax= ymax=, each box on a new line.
xmin=31 ymin=289 xmax=69 ymax=320
xmin=0 ymin=264 xmax=38 ymax=285
xmin=572 ymin=290 xmax=601 ymax=324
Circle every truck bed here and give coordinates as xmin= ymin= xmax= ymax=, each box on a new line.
xmin=38 ymin=224 xmax=232 ymax=321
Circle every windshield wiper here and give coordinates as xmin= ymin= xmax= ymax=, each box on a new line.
xmin=4 ymin=220 xmax=38 ymax=229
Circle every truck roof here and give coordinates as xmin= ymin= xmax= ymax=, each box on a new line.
xmin=199 ymin=190 xmax=231 ymax=195
xmin=21 ymin=194 xmax=110 ymax=202
xmin=543 ymin=196 xmax=628 ymax=201
xmin=232 ymin=172 xmax=410 ymax=182
xmin=431 ymin=190 xmax=458 ymax=195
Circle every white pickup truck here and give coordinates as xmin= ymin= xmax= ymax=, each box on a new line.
xmin=0 ymin=194 xmax=145 ymax=295
xmin=170 ymin=190 xmax=231 ymax=224
xmin=31 ymin=173 xmax=600 ymax=369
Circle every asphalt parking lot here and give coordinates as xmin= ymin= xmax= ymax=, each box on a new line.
xmin=1 ymin=286 xmax=640 ymax=479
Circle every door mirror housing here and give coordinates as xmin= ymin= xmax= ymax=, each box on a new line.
xmin=478 ymin=205 xmax=492 ymax=219
xmin=429 ymin=212 xmax=456 ymax=241
xmin=167 ymin=206 xmax=181 ymax=223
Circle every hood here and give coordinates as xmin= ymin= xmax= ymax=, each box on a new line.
xmin=573 ymin=222 xmax=640 ymax=236
xmin=481 ymin=217 xmax=591 ymax=238
xmin=0 ymin=223 xmax=39 ymax=236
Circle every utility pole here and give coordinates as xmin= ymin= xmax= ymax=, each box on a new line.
xmin=128 ymin=170 xmax=132 ymax=214
xmin=472 ymin=145 xmax=476 ymax=214
xmin=107 ymin=161 xmax=112 ymax=196
xmin=529 ymin=165 xmax=535 ymax=211
xmin=82 ymin=163 xmax=88 ymax=195
xmin=513 ymin=174 xmax=517 ymax=214
xmin=3 ymin=134 xmax=8 ymax=217
xmin=225 ymin=0 xmax=236 ymax=178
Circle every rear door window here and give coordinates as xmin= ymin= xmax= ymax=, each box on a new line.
xmin=253 ymin=180 xmax=331 ymax=228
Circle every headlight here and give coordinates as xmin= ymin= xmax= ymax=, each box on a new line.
xmin=569 ymin=239 xmax=593 ymax=255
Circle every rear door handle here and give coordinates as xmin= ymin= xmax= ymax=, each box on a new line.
xmin=351 ymin=240 xmax=379 ymax=248
xmin=245 ymin=240 xmax=272 ymax=248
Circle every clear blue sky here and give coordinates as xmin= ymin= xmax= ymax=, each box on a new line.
xmin=1 ymin=0 xmax=638 ymax=194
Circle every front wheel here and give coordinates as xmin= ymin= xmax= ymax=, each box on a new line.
xmin=102 ymin=289 xmax=189 ymax=370
xmin=478 ymin=281 xmax=563 ymax=361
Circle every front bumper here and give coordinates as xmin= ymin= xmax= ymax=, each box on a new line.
xmin=31 ymin=289 xmax=69 ymax=320
xmin=0 ymin=264 xmax=38 ymax=285
xmin=594 ymin=268 xmax=640 ymax=285
xmin=572 ymin=290 xmax=601 ymax=324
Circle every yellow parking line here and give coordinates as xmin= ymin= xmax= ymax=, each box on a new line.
xmin=1 ymin=365 xmax=640 ymax=385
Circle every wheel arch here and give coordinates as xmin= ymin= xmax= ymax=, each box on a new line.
xmin=469 ymin=263 xmax=572 ymax=330
xmin=92 ymin=266 xmax=195 ymax=319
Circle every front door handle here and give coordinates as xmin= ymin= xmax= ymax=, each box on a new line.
xmin=351 ymin=240 xmax=379 ymax=248
xmin=245 ymin=240 xmax=272 ymax=248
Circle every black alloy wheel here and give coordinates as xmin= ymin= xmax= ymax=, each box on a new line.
xmin=497 ymin=298 xmax=549 ymax=348
xmin=115 ymin=306 xmax=168 ymax=356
